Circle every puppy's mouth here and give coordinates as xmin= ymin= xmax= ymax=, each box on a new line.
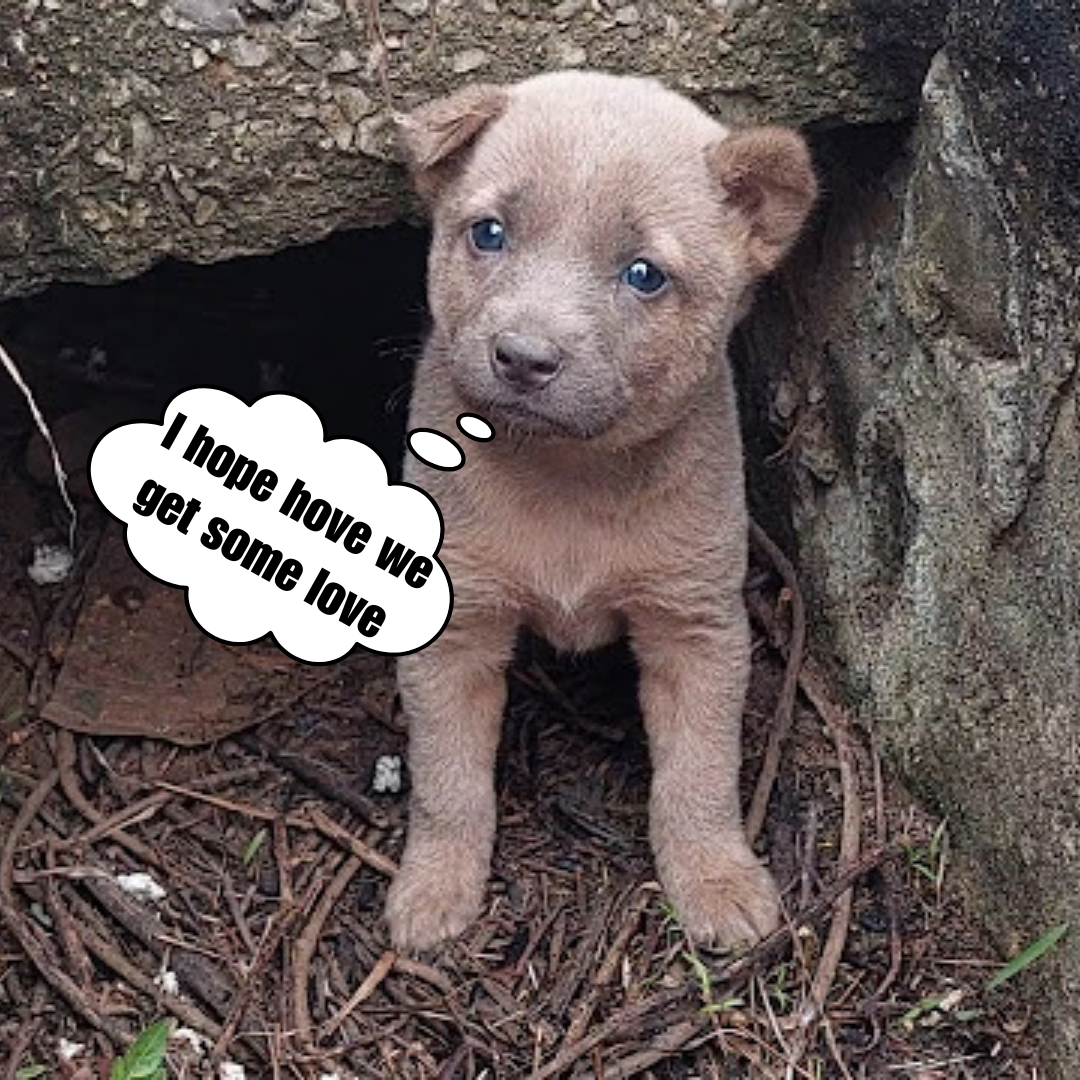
xmin=465 ymin=394 xmax=606 ymax=440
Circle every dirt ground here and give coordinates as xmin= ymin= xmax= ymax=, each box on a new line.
xmin=0 ymin=252 xmax=1044 ymax=1078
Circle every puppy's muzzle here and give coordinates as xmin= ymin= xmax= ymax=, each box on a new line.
xmin=490 ymin=331 xmax=562 ymax=393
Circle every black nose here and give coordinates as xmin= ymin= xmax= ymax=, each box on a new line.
xmin=491 ymin=332 xmax=562 ymax=391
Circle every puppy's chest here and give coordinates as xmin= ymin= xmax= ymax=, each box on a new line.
xmin=455 ymin=503 xmax=639 ymax=651
xmin=522 ymin=544 xmax=629 ymax=652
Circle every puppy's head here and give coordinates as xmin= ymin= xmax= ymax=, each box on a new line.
xmin=400 ymin=72 xmax=816 ymax=446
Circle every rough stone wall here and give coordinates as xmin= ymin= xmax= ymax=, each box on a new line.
xmin=746 ymin=11 xmax=1080 ymax=1071
xmin=0 ymin=0 xmax=942 ymax=298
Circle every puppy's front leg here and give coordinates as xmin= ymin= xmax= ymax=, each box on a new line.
xmin=632 ymin=601 xmax=780 ymax=948
xmin=386 ymin=616 xmax=516 ymax=952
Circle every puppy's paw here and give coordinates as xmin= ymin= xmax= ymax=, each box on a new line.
xmin=660 ymin=843 xmax=780 ymax=950
xmin=385 ymin=846 xmax=487 ymax=952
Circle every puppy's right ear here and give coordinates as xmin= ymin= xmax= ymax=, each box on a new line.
xmin=397 ymin=84 xmax=508 ymax=202
xmin=708 ymin=126 xmax=818 ymax=277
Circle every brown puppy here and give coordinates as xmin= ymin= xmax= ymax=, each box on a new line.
xmin=386 ymin=71 xmax=816 ymax=952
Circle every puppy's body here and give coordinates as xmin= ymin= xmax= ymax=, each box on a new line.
xmin=387 ymin=72 xmax=816 ymax=951
xmin=407 ymin=366 xmax=745 ymax=654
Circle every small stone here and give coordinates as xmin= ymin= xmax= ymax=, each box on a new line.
xmin=317 ymin=102 xmax=353 ymax=150
xmin=391 ymin=0 xmax=427 ymax=15
xmin=333 ymin=84 xmax=373 ymax=123
xmin=171 ymin=1028 xmax=209 ymax=1057
xmin=372 ymin=755 xmax=403 ymax=794
xmin=127 ymin=112 xmax=155 ymax=183
xmin=57 ymin=1040 xmax=85 ymax=1062
xmin=304 ymin=0 xmax=341 ymax=23
xmin=168 ymin=165 xmax=200 ymax=204
xmin=0 ymin=214 xmax=31 ymax=257
xmin=106 ymin=77 xmax=132 ymax=109
xmin=552 ymin=0 xmax=586 ymax=19
xmin=229 ymin=36 xmax=272 ymax=68
xmin=116 ymin=871 xmax=167 ymax=902
xmin=167 ymin=0 xmax=245 ymax=33
xmin=294 ymin=42 xmax=330 ymax=69
xmin=80 ymin=201 xmax=114 ymax=233
xmin=613 ymin=4 xmax=639 ymax=24
xmin=355 ymin=114 xmax=393 ymax=160
xmin=92 ymin=146 xmax=126 ymax=171
xmin=326 ymin=48 xmax=360 ymax=74
xmin=451 ymin=47 xmax=488 ymax=74
xmin=129 ymin=200 xmax=151 ymax=228
xmin=551 ymin=41 xmax=587 ymax=67
xmin=191 ymin=45 xmax=211 ymax=68
xmin=193 ymin=194 xmax=219 ymax=224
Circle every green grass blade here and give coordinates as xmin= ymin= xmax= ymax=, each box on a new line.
xmin=986 ymin=923 xmax=1069 ymax=991
xmin=243 ymin=827 xmax=267 ymax=867
xmin=110 ymin=1017 xmax=173 ymax=1080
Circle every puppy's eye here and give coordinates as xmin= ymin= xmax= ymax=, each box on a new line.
xmin=621 ymin=258 xmax=668 ymax=295
xmin=469 ymin=218 xmax=506 ymax=252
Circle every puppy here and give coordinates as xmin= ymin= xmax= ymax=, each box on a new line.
xmin=386 ymin=71 xmax=816 ymax=952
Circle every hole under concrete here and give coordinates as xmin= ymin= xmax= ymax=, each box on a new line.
xmin=0 ymin=222 xmax=430 ymax=492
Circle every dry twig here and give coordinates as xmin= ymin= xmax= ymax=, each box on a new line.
xmin=0 ymin=770 xmax=126 ymax=1043
xmin=746 ymin=518 xmax=807 ymax=843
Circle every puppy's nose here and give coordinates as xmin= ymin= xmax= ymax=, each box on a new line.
xmin=491 ymin=332 xmax=562 ymax=391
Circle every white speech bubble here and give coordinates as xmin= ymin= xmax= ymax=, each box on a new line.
xmin=88 ymin=388 xmax=453 ymax=664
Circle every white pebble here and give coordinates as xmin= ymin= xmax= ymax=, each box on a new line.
xmin=451 ymin=48 xmax=488 ymax=75
xmin=115 ymin=872 xmax=167 ymax=902
xmin=372 ymin=755 xmax=403 ymax=794
xmin=220 ymin=1063 xmax=246 ymax=1080
xmin=27 ymin=543 xmax=74 ymax=585
xmin=172 ymin=1026 xmax=209 ymax=1056
xmin=57 ymin=1039 xmax=85 ymax=1061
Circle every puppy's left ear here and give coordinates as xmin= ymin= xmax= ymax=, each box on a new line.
xmin=709 ymin=126 xmax=818 ymax=276
xmin=397 ymin=84 xmax=508 ymax=202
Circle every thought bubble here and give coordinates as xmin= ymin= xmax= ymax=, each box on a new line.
xmin=406 ymin=412 xmax=494 ymax=471
xmin=88 ymin=388 xmax=452 ymax=664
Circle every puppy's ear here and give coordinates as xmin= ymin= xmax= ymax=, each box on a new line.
xmin=709 ymin=126 xmax=817 ymax=276
xmin=397 ymin=84 xmax=508 ymax=202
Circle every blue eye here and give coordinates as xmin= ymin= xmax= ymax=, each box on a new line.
xmin=621 ymin=258 xmax=667 ymax=295
xmin=469 ymin=218 xmax=506 ymax=252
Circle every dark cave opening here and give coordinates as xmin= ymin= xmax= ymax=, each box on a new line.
xmin=0 ymin=223 xmax=431 ymax=495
